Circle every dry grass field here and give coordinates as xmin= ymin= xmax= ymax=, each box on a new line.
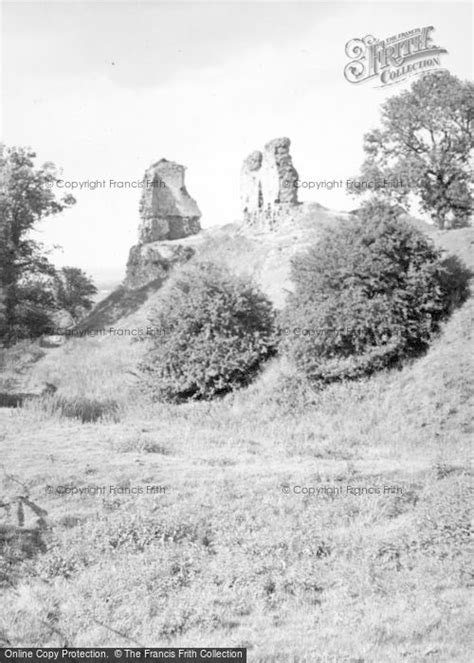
xmin=0 ymin=230 xmax=473 ymax=662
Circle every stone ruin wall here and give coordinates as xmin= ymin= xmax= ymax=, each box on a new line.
xmin=124 ymin=158 xmax=201 ymax=288
xmin=125 ymin=140 xmax=300 ymax=289
xmin=240 ymin=137 xmax=299 ymax=231
xmin=137 ymin=158 xmax=202 ymax=243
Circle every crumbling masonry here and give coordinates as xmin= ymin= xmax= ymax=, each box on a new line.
xmin=240 ymin=137 xmax=299 ymax=230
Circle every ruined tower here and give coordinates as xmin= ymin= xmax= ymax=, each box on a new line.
xmin=138 ymin=158 xmax=201 ymax=242
xmin=240 ymin=137 xmax=299 ymax=230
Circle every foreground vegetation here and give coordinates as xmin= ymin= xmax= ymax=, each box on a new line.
xmin=0 ymin=282 xmax=472 ymax=660
xmin=281 ymin=201 xmax=470 ymax=383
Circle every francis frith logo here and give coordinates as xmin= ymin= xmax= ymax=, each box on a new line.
xmin=344 ymin=26 xmax=448 ymax=86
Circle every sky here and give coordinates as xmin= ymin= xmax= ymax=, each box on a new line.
xmin=1 ymin=0 xmax=472 ymax=282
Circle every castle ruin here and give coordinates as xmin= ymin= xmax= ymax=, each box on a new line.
xmin=137 ymin=158 xmax=201 ymax=242
xmin=125 ymin=158 xmax=201 ymax=288
xmin=240 ymin=137 xmax=299 ymax=230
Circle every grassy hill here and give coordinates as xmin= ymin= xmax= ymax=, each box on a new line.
xmin=75 ymin=202 xmax=349 ymax=334
xmin=0 ymin=227 xmax=472 ymax=660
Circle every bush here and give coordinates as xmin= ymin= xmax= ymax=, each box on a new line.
xmin=140 ymin=261 xmax=276 ymax=401
xmin=280 ymin=201 xmax=470 ymax=382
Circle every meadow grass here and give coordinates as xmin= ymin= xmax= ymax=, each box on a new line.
xmin=0 ymin=224 xmax=473 ymax=660
xmin=0 ymin=293 xmax=472 ymax=661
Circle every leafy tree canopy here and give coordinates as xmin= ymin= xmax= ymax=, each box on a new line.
xmin=355 ymin=72 xmax=474 ymax=229
xmin=0 ymin=145 xmax=76 ymax=342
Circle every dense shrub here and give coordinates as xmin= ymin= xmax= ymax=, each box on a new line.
xmin=141 ymin=261 xmax=276 ymax=401
xmin=280 ymin=201 xmax=470 ymax=382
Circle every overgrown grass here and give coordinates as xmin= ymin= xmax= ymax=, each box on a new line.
xmin=0 ymin=229 xmax=472 ymax=659
xmin=18 ymin=335 xmax=150 ymax=422
xmin=0 ymin=292 xmax=472 ymax=659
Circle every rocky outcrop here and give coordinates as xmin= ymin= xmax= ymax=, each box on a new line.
xmin=138 ymin=159 xmax=201 ymax=242
xmin=125 ymin=241 xmax=196 ymax=289
xmin=241 ymin=137 xmax=299 ymax=230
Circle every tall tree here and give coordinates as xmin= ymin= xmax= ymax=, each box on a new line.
xmin=0 ymin=145 xmax=75 ymax=341
xmin=355 ymin=71 xmax=474 ymax=229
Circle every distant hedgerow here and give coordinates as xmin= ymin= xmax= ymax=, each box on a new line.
xmin=140 ymin=261 xmax=276 ymax=402
xmin=279 ymin=200 xmax=470 ymax=382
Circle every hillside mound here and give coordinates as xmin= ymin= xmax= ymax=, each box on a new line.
xmin=77 ymin=138 xmax=450 ymax=334
xmin=77 ymin=202 xmax=349 ymax=335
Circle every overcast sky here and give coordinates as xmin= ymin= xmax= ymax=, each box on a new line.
xmin=1 ymin=1 xmax=472 ymax=281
